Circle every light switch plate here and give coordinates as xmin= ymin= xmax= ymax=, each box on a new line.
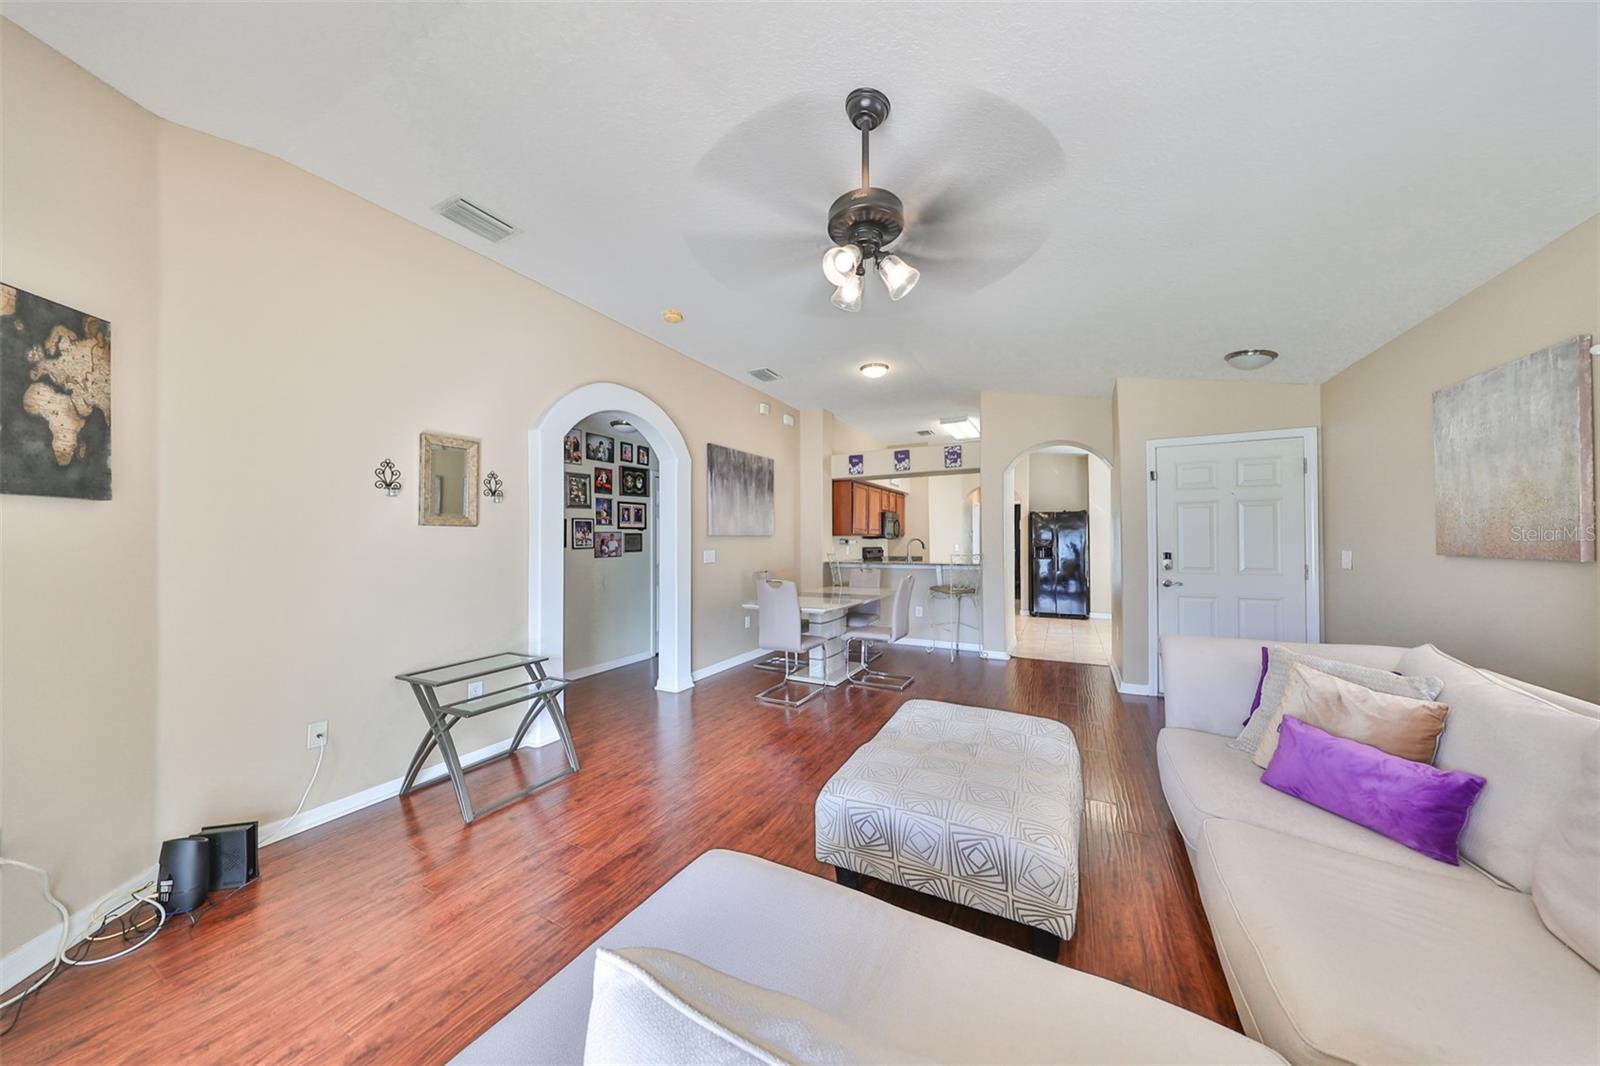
xmin=702 ymin=549 xmax=716 ymax=564
xmin=1340 ymin=550 xmax=1353 ymax=570
xmin=914 ymin=606 xmax=924 ymax=618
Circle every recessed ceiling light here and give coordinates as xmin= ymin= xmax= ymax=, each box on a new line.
xmin=662 ymin=309 xmax=684 ymax=324
xmin=939 ymin=416 xmax=980 ymax=440
xmin=1224 ymin=348 xmax=1279 ymax=370
xmin=859 ymin=362 xmax=890 ymax=379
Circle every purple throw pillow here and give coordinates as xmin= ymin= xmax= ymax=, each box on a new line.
xmin=1242 ymin=645 xmax=1270 ymax=727
xmin=1262 ymin=715 xmax=1486 ymax=864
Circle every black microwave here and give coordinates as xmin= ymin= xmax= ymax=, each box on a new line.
xmin=878 ymin=511 xmax=902 ymax=540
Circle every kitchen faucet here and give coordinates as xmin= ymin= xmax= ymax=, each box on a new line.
xmin=908 ymin=537 xmax=927 ymax=559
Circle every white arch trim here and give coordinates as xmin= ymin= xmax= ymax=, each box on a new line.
xmin=531 ymin=382 xmax=693 ymax=694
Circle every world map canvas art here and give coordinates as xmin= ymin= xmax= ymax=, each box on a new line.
xmin=1 ymin=285 xmax=112 ymax=499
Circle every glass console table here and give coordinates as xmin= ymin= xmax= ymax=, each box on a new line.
xmin=395 ymin=652 xmax=579 ymax=824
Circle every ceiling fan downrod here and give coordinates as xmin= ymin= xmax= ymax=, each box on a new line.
xmin=823 ymin=87 xmax=919 ymax=309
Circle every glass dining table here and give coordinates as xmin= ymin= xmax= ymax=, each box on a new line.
xmin=738 ymin=586 xmax=891 ymax=687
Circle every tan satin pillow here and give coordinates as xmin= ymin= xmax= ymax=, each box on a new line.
xmin=1252 ymin=662 xmax=1450 ymax=769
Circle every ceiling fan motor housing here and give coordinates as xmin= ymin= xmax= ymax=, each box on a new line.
xmin=828 ymin=187 xmax=904 ymax=258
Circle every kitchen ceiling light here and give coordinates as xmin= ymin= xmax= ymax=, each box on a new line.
xmin=831 ymin=273 xmax=864 ymax=312
xmin=876 ymin=255 xmax=920 ymax=300
xmin=661 ymin=309 xmax=684 ymax=324
xmin=822 ymin=244 xmax=863 ymax=286
xmin=858 ymin=362 xmax=890 ymax=379
xmin=1224 ymin=348 xmax=1278 ymax=370
xmin=939 ymin=416 xmax=980 ymax=440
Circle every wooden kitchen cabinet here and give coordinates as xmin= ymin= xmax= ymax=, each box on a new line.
xmin=832 ymin=480 xmax=906 ymax=539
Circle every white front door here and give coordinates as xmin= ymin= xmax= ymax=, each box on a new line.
xmin=1154 ymin=435 xmax=1311 ymax=659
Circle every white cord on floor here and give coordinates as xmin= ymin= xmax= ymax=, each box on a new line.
xmin=58 ymin=889 xmax=165 ymax=967
xmin=0 ymin=859 xmax=68 ymax=1012
xmin=280 ymin=740 xmax=326 ymax=831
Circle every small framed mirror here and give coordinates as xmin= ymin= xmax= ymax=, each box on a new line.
xmin=418 ymin=432 xmax=480 ymax=527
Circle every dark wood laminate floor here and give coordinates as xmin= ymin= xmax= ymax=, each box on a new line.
xmin=1 ymin=649 xmax=1235 ymax=1063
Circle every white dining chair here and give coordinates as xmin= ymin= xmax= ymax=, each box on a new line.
xmin=750 ymin=570 xmax=789 ymax=673
xmin=755 ymin=579 xmax=825 ymax=708
xmin=847 ymin=574 xmax=915 ymax=690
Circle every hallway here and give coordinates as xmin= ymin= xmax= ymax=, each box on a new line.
xmin=1013 ymin=613 xmax=1113 ymax=666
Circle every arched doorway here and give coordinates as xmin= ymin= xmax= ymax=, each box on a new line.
xmin=992 ymin=440 xmax=1114 ymax=663
xmin=531 ymin=383 xmax=693 ymax=693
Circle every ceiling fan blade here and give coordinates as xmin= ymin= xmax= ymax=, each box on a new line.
xmin=886 ymin=245 xmax=1045 ymax=295
xmin=692 ymin=90 xmax=854 ymax=229
xmin=684 ymin=231 xmax=826 ymax=289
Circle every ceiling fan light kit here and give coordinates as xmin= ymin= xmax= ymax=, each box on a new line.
xmin=821 ymin=88 xmax=921 ymax=310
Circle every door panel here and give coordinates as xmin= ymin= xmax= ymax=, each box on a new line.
xmin=1156 ymin=436 xmax=1308 ymax=658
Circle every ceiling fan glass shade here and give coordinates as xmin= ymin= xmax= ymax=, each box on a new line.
xmin=831 ymin=273 xmax=863 ymax=312
xmin=822 ymin=243 xmax=863 ymax=286
xmin=877 ymin=254 xmax=920 ymax=300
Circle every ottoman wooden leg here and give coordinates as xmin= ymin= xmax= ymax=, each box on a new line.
xmin=834 ymin=866 xmax=863 ymax=890
xmin=1027 ymin=927 xmax=1060 ymax=960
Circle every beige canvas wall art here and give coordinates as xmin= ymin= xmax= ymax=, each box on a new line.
xmin=1432 ymin=335 xmax=1594 ymax=562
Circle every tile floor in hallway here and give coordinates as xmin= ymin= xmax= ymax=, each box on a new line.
xmin=1013 ymin=613 xmax=1113 ymax=665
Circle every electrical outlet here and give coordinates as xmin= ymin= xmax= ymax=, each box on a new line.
xmin=744 ymin=615 xmax=751 ymax=629
xmin=914 ymin=605 xmax=924 ymax=618
xmin=306 ymin=720 xmax=328 ymax=749
xmin=467 ymin=680 xmax=484 ymax=698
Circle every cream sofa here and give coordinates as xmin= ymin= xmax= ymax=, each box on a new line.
xmin=1157 ymin=635 xmax=1600 ymax=1066
xmin=455 ymin=849 xmax=1283 ymax=1064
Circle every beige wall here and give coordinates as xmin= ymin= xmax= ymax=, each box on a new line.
xmin=1027 ymin=452 xmax=1089 ymax=511
xmin=978 ymin=391 xmax=1114 ymax=654
xmin=1087 ymin=458 xmax=1112 ymax=617
xmin=1111 ymin=378 xmax=1323 ymax=689
xmin=1 ymin=25 xmax=801 ymax=948
xmin=927 ymin=473 xmax=981 ymax=560
xmin=0 ymin=22 xmax=162 ymax=953
xmin=1322 ymin=216 xmax=1599 ymax=700
xmin=563 ymin=415 xmax=656 ymax=675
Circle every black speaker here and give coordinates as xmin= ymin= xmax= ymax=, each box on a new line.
xmin=200 ymin=821 xmax=259 ymax=890
xmin=157 ymin=836 xmax=211 ymax=914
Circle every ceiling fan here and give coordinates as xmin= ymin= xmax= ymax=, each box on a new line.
xmin=821 ymin=88 xmax=919 ymax=311
xmin=688 ymin=87 xmax=1066 ymax=302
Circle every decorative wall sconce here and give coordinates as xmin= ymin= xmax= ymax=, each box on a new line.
xmin=482 ymin=470 xmax=505 ymax=504
xmin=375 ymin=458 xmax=402 ymax=497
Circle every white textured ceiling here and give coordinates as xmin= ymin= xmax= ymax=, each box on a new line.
xmin=9 ymin=2 xmax=1596 ymax=442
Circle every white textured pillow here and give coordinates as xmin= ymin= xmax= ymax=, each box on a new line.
xmin=1231 ymin=646 xmax=1444 ymax=755
xmin=583 ymin=947 xmax=924 ymax=1065
xmin=1533 ymin=740 xmax=1600 ymax=969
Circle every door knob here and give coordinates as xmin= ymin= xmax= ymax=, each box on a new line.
xmin=1162 ymin=579 xmax=1183 ymax=587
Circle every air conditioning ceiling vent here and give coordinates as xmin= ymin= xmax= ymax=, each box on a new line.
xmin=747 ymin=368 xmax=782 ymax=382
xmin=436 ymin=197 xmax=517 ymax=242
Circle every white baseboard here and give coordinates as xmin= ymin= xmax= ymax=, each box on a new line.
xmin=691 ymin=647 xmax=769 ymax=682
xmin=1109 ymin=659 xmax=1157 ymax=697
xmin=564 ymin=651 xmax=654 ymax=681
xmin=1090 ymin=612 xmax=1112 ymax=620
xmin=1 ymin=862 xmax=160 ymax=991
xmin=895 ymin=637 xmax=984 ymax=653
xmin=979 ymin=650 xmax=1011 ymax=661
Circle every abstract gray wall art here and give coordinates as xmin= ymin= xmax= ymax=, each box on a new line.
xmin=1432 ymin=335 xmax=1594 ymax=562
xmin=706 ymin=442 xmax=774 ymax=537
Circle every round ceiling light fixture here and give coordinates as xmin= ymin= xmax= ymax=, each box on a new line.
xmin=858 ymin=361 xmax=890 ymax=379
xmin=661 ymin=309 xmax=684 ymax=324
xmin=609 ymin=419 xmax=634 ymax=432
xmin=1224 ymin=348 xmax=1279 ymax=371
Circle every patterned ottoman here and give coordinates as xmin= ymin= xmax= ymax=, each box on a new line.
xmin=815 ymin=699 xmax=1083 ymax=956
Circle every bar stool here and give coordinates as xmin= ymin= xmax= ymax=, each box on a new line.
xmin=755 ymin=579 xmax=826 ymax=708
xmin=848 ymin=575 xmax=915 ymax=690
xmin=928 ymin=572 xmax=980 ymax=663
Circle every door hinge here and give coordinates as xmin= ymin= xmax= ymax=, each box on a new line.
xmin=1305 ymin=563 xmax=1310 ymax=580
xmin=1302 ymin=457 xmax=1308 ymax=473
xmin=1149 ymin=470 xmax=1157 ymax=481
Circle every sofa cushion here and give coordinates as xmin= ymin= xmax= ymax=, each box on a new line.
xmin=1400 ymin=644 xmax=1600 ymax=891
xmin=583 ymin=946 xmax=921 ymax=1065
xmin=456 ymin=849 xmax=1286 ymax=1065
xmin=1533 ymin=740 xmax=1600 ymax=969
xmin=1249 ymin=663 xmax=1450 ymax=769
xmin=1230 ymin=646 xmax=1443 ymax=755
xmin=1157 ymin=728 xmax=1484 ymax=883
xmin=1193 ymin=819 xmax=1600 ymax=1066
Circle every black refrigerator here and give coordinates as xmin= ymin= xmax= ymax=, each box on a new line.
xmin=1029 ymin=510 xmax=1089 ymax=618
